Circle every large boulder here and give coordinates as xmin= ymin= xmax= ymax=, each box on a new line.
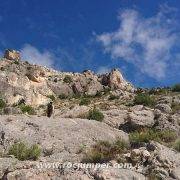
xmin=119 ymin=107 xmax=155 ymax=132
xmin=101 ymin=69 xmax=134 ymax=92
xmin=72 ymin=81 xmax=84 ymax=95
xmin=103 ymin=108 xmax=128 ymax=128
xmin=86 ymin=80 xmax=103 ymax=96
xmin=154 ymin=110 xmax=180 ymax=134
xmin=25 ymin=66 xmax=45 ymax=83
xmin=157 ymin=96 xmax=172 ymax=105
xmin=102 ymin=69 xmax=127 ymax=90
xmin=48 ymin=81 xmax=73 ymax=97
xmin=128 ymin=109 xmax=154 ymax=127
xmin=155 ymin=103 xmax=172 ymax=114
xmin=3 ymin=49 xmax=20 ymax=61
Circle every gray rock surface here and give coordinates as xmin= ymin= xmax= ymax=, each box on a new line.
xmin=0 ymin=115 xmax=128 ymax=163
xmin=155 ymin=103 xmax=172 ymax=114
xmin=128 ymin=109 xmax=154 ymax=127
xmin=90 ymin=168 xmax=146 ymax=180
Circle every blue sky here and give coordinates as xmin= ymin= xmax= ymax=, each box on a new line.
xmin=0 ymin=0 xmax=180 ymax=87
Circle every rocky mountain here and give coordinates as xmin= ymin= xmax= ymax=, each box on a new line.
xmin=0 ymin=49 xmax=180 ymax=180
xmin=0 ymin=49 xmax=134 ymax=107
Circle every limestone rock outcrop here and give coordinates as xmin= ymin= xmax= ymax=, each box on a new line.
xmin=100 ymin=68 xmax=134 ymax=92
xmin=0 ymin=50 xmax=134 ymax=106
xmin=3 ymin=49 xmax=20 ymax=61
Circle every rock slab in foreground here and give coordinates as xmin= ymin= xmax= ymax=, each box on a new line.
xmin=0 ymin=115 xmax=128 ymax=162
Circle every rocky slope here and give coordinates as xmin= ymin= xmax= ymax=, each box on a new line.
xmin=0 ymin=50 xmax=179 ymax=180
xmin=0 ymin=49 xmax=133 ymax=107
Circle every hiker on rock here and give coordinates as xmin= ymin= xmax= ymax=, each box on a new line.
xmin=47 ymin=102 xmax=54 ymax=118
xmin=0 ymin=130 xmax=5 ymax=146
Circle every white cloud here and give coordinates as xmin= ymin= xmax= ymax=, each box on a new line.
xmin=21 ymin=44 xmax=55 ymax=67
xmin=97 ymin=66 xmax=111 ymax=74
xmin=97 ymin=6 xmax=179 ymax=80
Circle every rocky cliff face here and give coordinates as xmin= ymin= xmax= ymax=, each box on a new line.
xmin=0 ymin=49 xmax=179 ymax=180
xmin=0 ymin=50 xmax=134 ymax=107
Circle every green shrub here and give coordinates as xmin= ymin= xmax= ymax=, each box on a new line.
xmin=27 ymin=144 xmax=41 ymax=160
xmin=63 ymin=75 xmax=73 ymax=83
xmin=149 ymin=88 xmax=168 ymax=95
xmin=103 ymin=87 xmax=111 ymax=95
xmin=79 ymin=98 xmax=91 ymax=106
xmin=87 ymin=108 xmax=104 ymax=122
xmin=59 ymin=94 xmax=68 ymax=99
xmin=72 ymin=94 xmax=81 ymax=99
xmin=47 ymin=95 xmax=56 ymax=101
xmin=160 ymin=130 xmax=177 ymax=143
xmin=83 ymin=139 xmax=128 ymax=163
xmin=108 ymin=94 xmax=119 ymax=100
xmin=14 ymin=61 xmax=19 ymax=65
xmin=0 ymin=98 xmax=6 ymax=109
xmin=171 ymin=103 xmax=180 ymax=113
xmin=95 ymin=91 xmax=103 ymax=97
xmin=113 ymin=139 xmax=129 ymax=152
xmin=8 ymin=142 xmax=41 ymax=161
xmin=129 ymin=129 xmax=177 ymax=145
xmin=172 ymin=84 xmax=180 ymax=92
xmin=19 ymin=105 xmax=35 ymax=115
xmin=173 ymin=139 xmax=180 ymax=152
xmin=0 ymin=67 xmax=5 ymax=71
xmin=134 ymin=93 xmax=155 ymax=107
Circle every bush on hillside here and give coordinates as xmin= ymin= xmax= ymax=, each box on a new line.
xmin=173 ymin=139 xmax=180 ymax=152
xmin=129 ymin=129 xmax=177 ymax=146
xmin=108 ymin=94 xmax=119 ymax=100
xmin=47 ymin=95 xmax=56 ymax=101
xmin=19 ymin=105 xmax=35 ymax=115
xmin=172 ymin=84 xmax=180 ymax=92
xmin=171 ymin=103 xmax=180 ymax=114
xmin=79 ymin=98 xmax=91 ymax=106
xmin=0 ymin=98 xmax=6 ymax=109
xmin=83 ymin=139 xmax=129 ymax=163
xmin=63 ymin=75 xmax=73 ymax=83
xmin=87 ymin=108 xmax=104 ymax=122
xmin=59 ymin=94 xmax=68 ymax=99
xmin=134 ymin=93 xmax=155 ymax=107
xmin=8 ymin=142 xmax=41 ymax=161
xmin=14 ymin=61 xmax=19 ymax=65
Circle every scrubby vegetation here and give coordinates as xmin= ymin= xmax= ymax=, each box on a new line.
xmin=87 ymin=108 xmax=104 ymax=122
xmin=108 ymin=94 xmax=119 ymax=100
xmin=0 ymin=97 xmax=6 ymax=109
xmin=103 ymin=87 xmax=111 ymax=95
xmin=129 ymin=129 xmax=177 ymax=146
xmin=47 ymin=94 xmax=56 ymax=101
xmin=14 ymin=60 xmax=20 ymax=65
xmin=83 ymin=139 xmax=129 ymax=163
xmin=63 ymin=75 xmax=73 ymax=83
xmin=79 ymin=98 xmax=91 ymax=106
xmin=8 ymin=142 xmax=41 ymax=161
xmin=171 ymin=103 xmax=180 ymax=113
xmin=19 ymin=105 xmax=35 ymax=115
xmin=148 ymin=88 xmax=169 ymax=95
xmin=95 ymin=91 xmax=103 ymax=97
xmin=134 ymin=93 xmax=155 ymax=107
xmin=173 ymin=139 xmax=180 ymax=152
xmin=172 ymin=84 xmax=180 ymax=92
xmin=59 ymin=94 xmax=68 ymax=99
